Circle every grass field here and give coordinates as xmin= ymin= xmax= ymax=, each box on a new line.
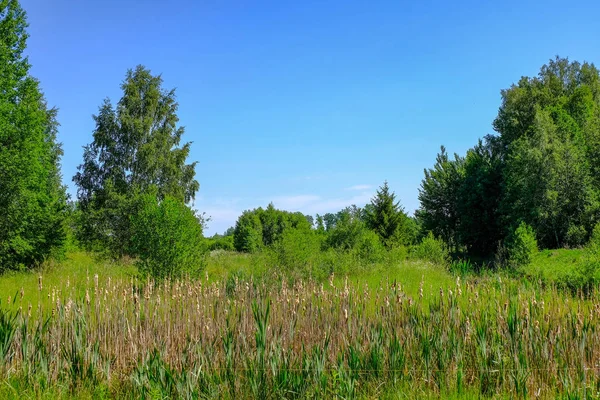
xmin=0 ymin=250 xmax=599 ymax=399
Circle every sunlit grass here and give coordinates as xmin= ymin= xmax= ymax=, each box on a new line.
xmin=523 ymin=248 xmax=588 ymax=283
xmin=0 ymin=252 xmax=136 ymax=314
xmin=1 ymin=250 xmax=598 ymax=398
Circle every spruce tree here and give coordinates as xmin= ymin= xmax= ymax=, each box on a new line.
xmin=366 ymin=181 xmax=409 ymax=247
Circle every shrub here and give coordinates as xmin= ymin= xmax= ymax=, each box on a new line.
xmin=352 ymin=229 xmax=385 ymax=263
xmin=567 ymin=223 xmax=600 ymax=292
xmin=273 ymin=229 xmax=323 ymax=279
xmin=506 ymin=222 xmax=538 ymax=269
xmin=384 ymin=245 xmax=409 ymax=265
xmin=323 ymin=215 xmax=368 ymax=252
xmin=208 ymin=235 xmax=235 ymax=252
xmin=412 ymin=232 xmax=450 ymax=266
xmin=130 ymin=194 xmax=206 ymax=279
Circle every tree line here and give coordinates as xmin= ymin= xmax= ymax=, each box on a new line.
xmin=2 ymin=0 xmax=599 ymax=277
xmin=418 ymin=57 xmax=600 ymax=259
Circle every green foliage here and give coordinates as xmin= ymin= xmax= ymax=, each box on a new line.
xmin=207 ymin=234 xmax=235 ymax=252
xmin=73 ymin=65 xmax=199 ymax=255
xmin=322 ymin=206 xmax=375 ymax=253
xmin=352 ymin=229 xmax=385 ymax=263
xmin=419 ymin=57 xmax=600 ymax=258
xmin=272 ymin=228 xmax=323 ymax=279
xmin=566 ymin=223 xmax=600 ymax=291
xmin=449 ymin=259 xmax=474 ymax=276
xmin=233 ymin=210 xmax=264 ymax=253
xmin=457 ymin=138 xmax=504 ymax=256
xmin=0 ymin=304 xmax=18 ymax=365
xmin=418 ymin=139 xmax=504 ymax=258
xmin=506 ymin=222 xmax=538 ymax=269
xmin=233 ymin=204 xmax=312 ymax=253
xmin=365 ymin=181 xmax=411 ymax=248
xmin=496 ymin=58 xmax=600 ymax=249
xmin=412 ymin=232 xmax=450 ymax=266
xmin=502 ymin=108 xmax=597 ymax=249
xmin=259 ymin=203 xmax=311 ymax=246
xmin=417 ymin=146 xmax=464 ymax=252
xmin=129 ymin=194 xmax=205 ymax=279
xmin=0 ymin=0 xmax=67 ymax=271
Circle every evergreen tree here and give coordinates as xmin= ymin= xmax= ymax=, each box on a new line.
xmin=456 ymin=136 xmax=504 ymax=256
xmin=366 ymin=181 xmax=409 ymax=247
xmin=0 ymin=0 xmax=67 ymax=270
xmin=416 ymin=147 xmax=464 ymax=252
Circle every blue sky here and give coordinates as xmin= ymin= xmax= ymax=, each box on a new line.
xmin=21 ymin=0 xmax=600 ymax=235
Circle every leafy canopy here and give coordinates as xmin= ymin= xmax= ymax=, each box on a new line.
xmin=418 ymin=57 xmax=600 ymax=257
xmin=73 ymin=65 xmax=200 ymax=255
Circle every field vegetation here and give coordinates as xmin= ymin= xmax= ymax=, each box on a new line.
xmin=4 ymin=0 xmax=600 ymax=398
xmin=2 ymin=250 xmax=600 ymax=399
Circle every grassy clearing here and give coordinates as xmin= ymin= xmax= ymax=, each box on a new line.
xmin=523 ymin=248 xmax=588 ymax=283
xmin=0 ymin=252 xmax=136 ymax=315
xmin=1 ymin=251 xmax=600 ymax=398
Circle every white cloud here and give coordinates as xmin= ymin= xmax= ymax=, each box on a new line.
xmin=270 ymin=195 xmax=321 ymax=210
xmin=346 ymin=184 xmax=373 ymax=191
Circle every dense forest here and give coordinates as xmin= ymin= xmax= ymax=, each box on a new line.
xmin=2 ymin=0 xmax=600 ymax=282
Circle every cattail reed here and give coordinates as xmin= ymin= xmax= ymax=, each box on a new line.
xmin=1 ymin=272 xmax=600 ymax=398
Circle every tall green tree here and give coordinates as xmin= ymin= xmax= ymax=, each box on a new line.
xmin=456 ymin=136 xmax=504 ymax=257
xmin=233 ymin=210 xmax=264 ymax=253
xmin=502 ymin=108 xmax=597 ymax=248
xmin=73 ymin=65 xmax=199 ymax=254
xmin=0 ymin=0 xmax=67 ymax=270
xmin=365 ymin=181 xmax=410 ymax=247
xmin=496 ymin=58 xmax=600 ymax=248
xmin=419 ymin=57 xmax=600 ymax=257
xmin=416 ymin=146 xmax=464 ymax=252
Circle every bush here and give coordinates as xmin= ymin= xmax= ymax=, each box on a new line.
xmin=130 ymin=194 xmax=206 ymax=279
xmin=352 ymin=229 xmax=385 ymax=263
xmin=506 ymin=222 xmax=538 ymax=269
xmin=384 ymin=245 xmax=409 ymax=265
xmin=412 ymin=232 xmax=450 ymax=266
xmin=323 ymin=215 xmax=368 ymax=252
xmin=208 ymin=235 xmax=235 ymax=252
xmin=566 ymin=223 xmax=600 ymax=292
xmin=273 ymin=229 xmax=323 ymax=279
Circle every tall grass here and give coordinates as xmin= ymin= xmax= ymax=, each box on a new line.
xmin=2 ymin=269 xmax=600 ymax=398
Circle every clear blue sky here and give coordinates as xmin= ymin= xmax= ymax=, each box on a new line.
xmin=21 ymin=0 xmax=600 ymax=235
